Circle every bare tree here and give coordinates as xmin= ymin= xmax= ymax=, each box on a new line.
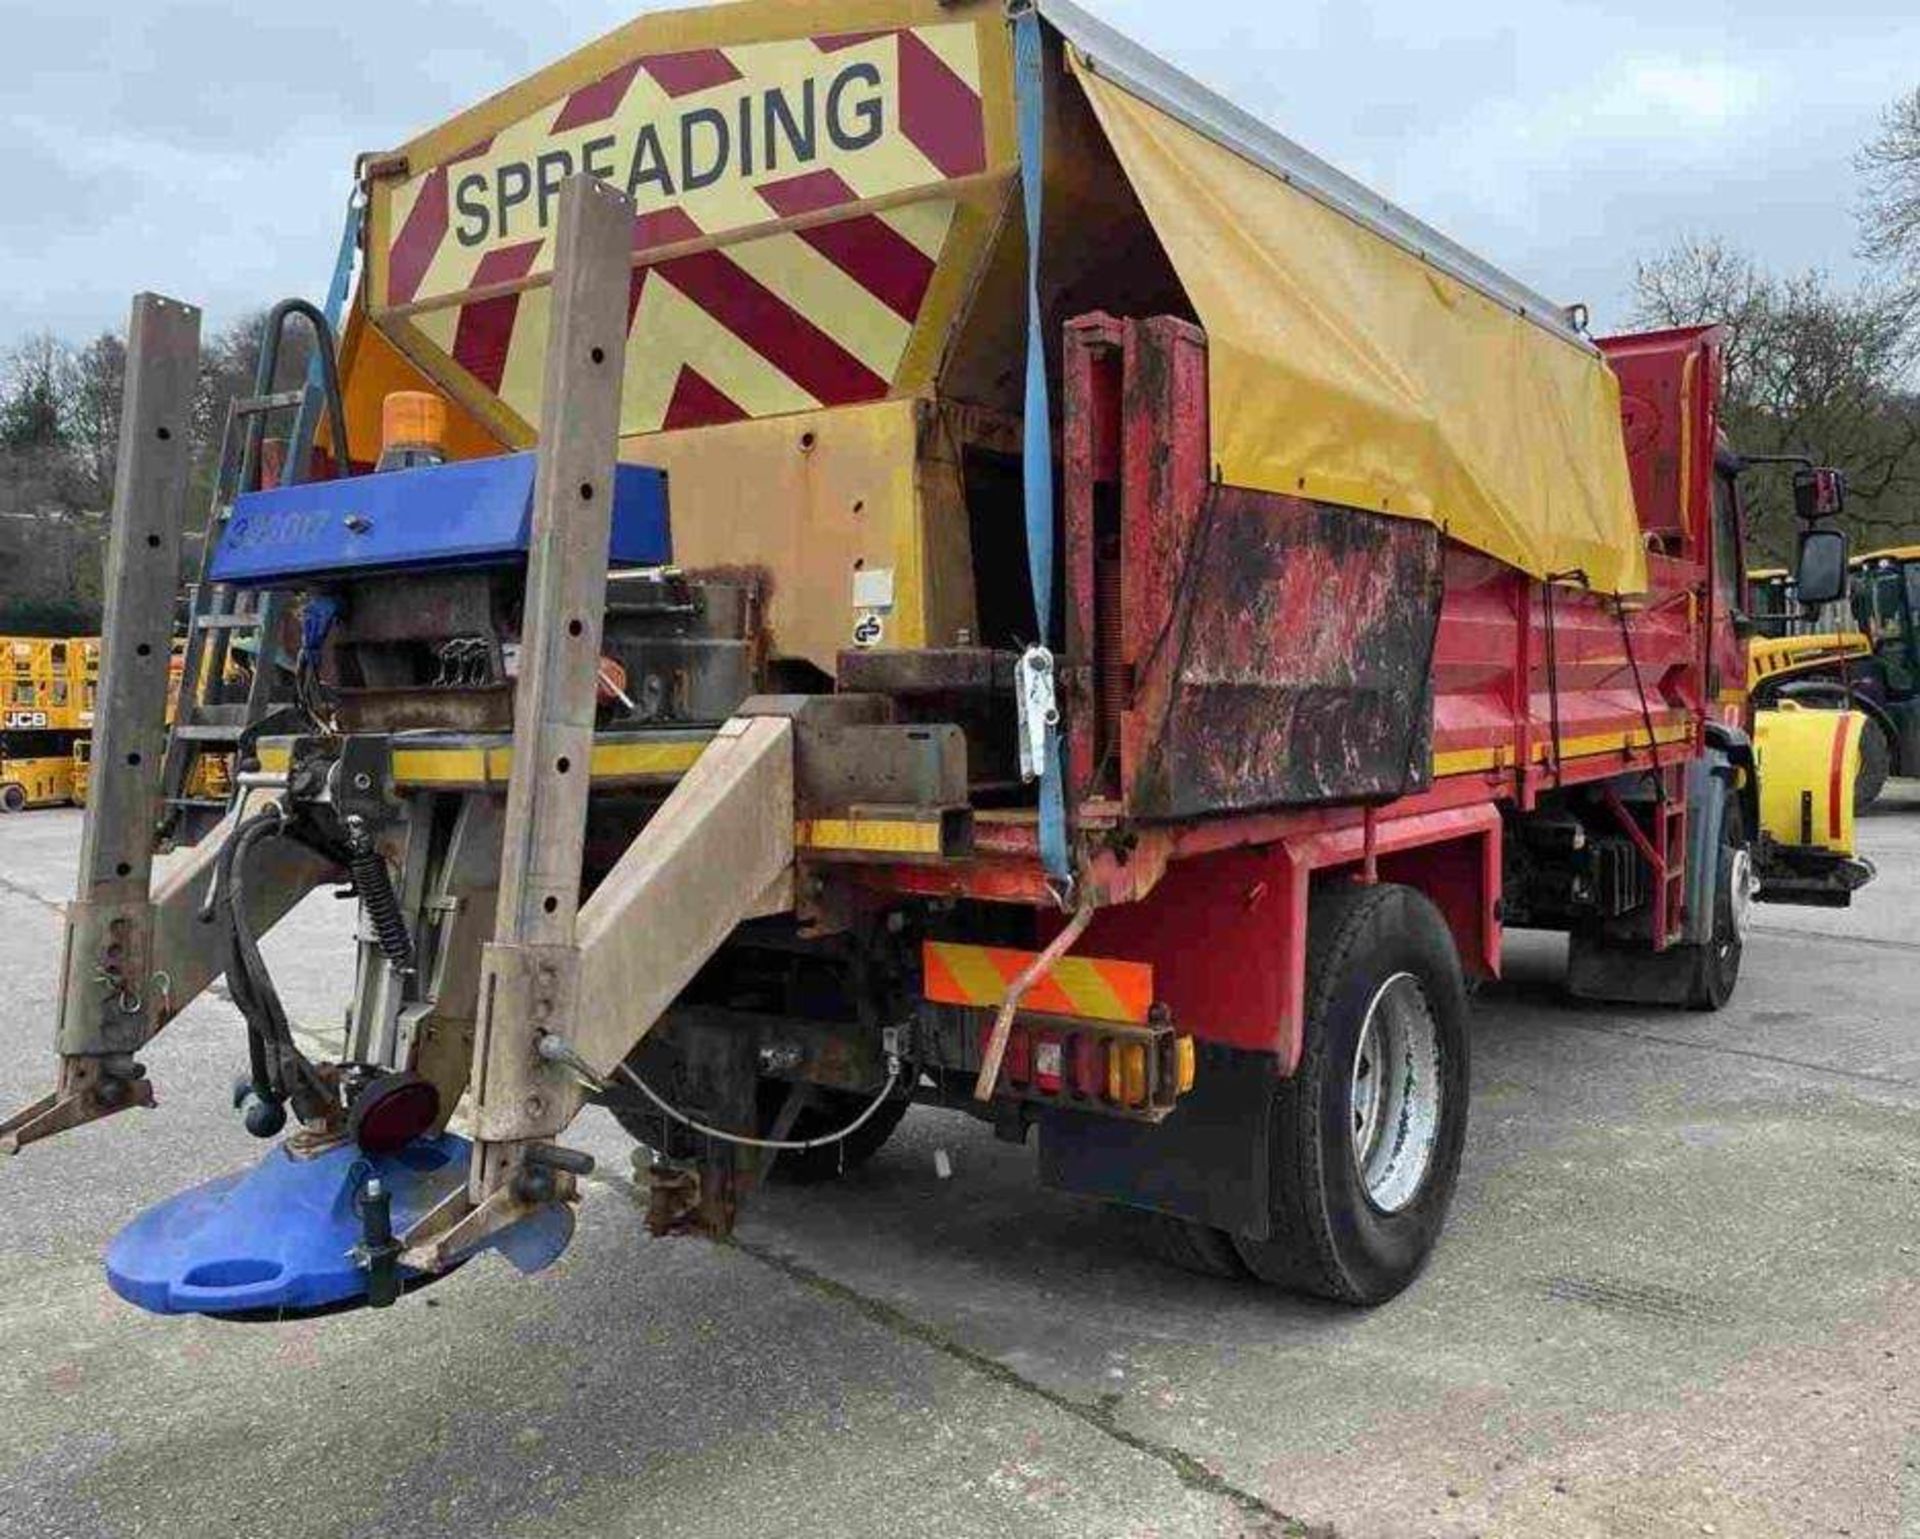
xmin=0 ymin=333 xmax=72 ymax=454
xmin=67 ymin=331 xmax=125 ymax=510
xmin=1630 ymin=242 xmax=1920 ymax=562
xmin=1631 ymin=237 xmax=1773 ymax=399
xmin=1858 ymin=86 xmax=1920 ymax=290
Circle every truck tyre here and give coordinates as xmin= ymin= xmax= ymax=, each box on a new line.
xmin=0 ymin=783 xmax=25 ymax=814
xmin=1855 ymin=718 xmax=1891 ymax=812
xmin=1687 ymin=802 xmax=1748 ymax=1011
xmin=1232 ymin=882 xmax=1469 ymax=1305
xmin=1144 ymin=1214 xmax=1250 ymax=1279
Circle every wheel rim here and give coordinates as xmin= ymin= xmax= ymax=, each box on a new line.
xmin=1725 ymin=845 xmax=1754 ymax=953
xmin=1349 ymin=972 xmax=1442 ymax=1214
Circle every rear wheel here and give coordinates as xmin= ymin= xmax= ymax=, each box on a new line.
xmin=1232 ymin=882 xmax=1470 ymax=1304
xmin=1687 ymin=801 xmax=1748 ymax=1011
xmin=0 ymin=783 xmax=25 ymax=814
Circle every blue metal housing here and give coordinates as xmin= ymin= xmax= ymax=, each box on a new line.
xmin=209 ymin=452 xmax=671 ymax=586
xmin=105 ymin=1132 xmax=576 ymax=1317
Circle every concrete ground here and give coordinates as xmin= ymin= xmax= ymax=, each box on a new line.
xmin=1 ymin=787 xmax=1917 ymax=1539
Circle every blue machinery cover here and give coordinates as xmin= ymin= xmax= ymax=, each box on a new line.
xmin=210 ymin=453 xmax=671 ymax=586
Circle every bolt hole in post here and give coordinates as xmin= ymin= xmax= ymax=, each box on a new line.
xmin=155 ymin=426 xmax=171 ymax=441
xmin=589 ymin=346 xmax=605 ymax=365
xmin=556 ymin=757 xmax=570 ymax=774
xmin=579 ymin=481 xmax=594 ymax=501
xmin=542 ymin=896 xmax=558 ymax=914
xmin=567 ymin=619 xmax=583 ymax=638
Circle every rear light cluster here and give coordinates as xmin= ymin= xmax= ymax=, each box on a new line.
xmin=979 ymin=1015 xmax=1196 ymax=1121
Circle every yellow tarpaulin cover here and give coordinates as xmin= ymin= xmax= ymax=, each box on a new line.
xmin=1070 ymin=55 xmax=1648 ymax=595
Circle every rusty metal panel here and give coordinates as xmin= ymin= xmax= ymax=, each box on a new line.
xmin=1126 ymin=487 xmax=1443 ymax=819
xmin=1093 ymin=314 xmax=1443 ymax=821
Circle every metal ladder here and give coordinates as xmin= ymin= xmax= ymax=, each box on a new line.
xmin=158 ymin=302 xmax=350 ymax=846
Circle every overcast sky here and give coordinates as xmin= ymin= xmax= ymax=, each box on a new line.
xmin=5 ymin=0 xmax=1915 ymax=347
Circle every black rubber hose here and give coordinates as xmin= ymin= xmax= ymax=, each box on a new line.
xmin=224 ymin=809 xmax=330 ymax=1121
xmin=346 ymin=833 xmax=414 ymax=974
xmin=205 ymin=809 xmax=281 ymax=1106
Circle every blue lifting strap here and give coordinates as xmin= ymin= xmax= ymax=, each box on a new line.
xmin=289 ymin=189 xmax=367 ymax=475
xmin=1015 ymin=7 xmax=1071 ymax=886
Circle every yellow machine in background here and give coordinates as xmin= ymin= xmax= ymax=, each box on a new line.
xmin=1 ymin=637 xmax=238 ymax=814
xmin=0 ymin=637 xmax=98 ymax=812
xmin=1748 ymin=630 xmax=1873 ymax=693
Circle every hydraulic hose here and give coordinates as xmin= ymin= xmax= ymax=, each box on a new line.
xmin=212 ymin=805 xmax=330 ymax=1125
xmin=344 ymin=821 xmax=414 ymax=974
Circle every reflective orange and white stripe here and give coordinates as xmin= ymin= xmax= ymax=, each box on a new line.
xmin=922 ymin=942 xmax=1155 ymax=1025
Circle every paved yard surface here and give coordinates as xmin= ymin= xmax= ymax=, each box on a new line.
xmin=1 ymin=788 xmax=1917 ymax=1539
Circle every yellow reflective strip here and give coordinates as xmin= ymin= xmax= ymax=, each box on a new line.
xmin=931 ymin=942 xmax=1015 ymax=1007
xmin=1051 ymin=960 xmax=1129 ymax=1023
xmin=588 ymin=740 xmax=708 ymax=777
xmin=797 ymin=816 xmax=942 ymax=855
xmin=390 ymin=747 xmax=491 ymax=785
xmin=1433 ymin=722 xmax=1692 ymax=779
xmin=257 ymin=738 xmax=707 ymax=788
xmin=1432 ymin=745 xmax=1500 ymax=776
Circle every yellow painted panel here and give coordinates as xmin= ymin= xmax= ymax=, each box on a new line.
xmin=1071 ymin=56 xmax=1647 ymax=596
xmin=626 ymin=396 xmax=925 ymax=670
xmin=1755 ymin=705 xmax=1860 ymax=855
xmin=1432 ymin=722 xmax=1692 ymax=778
xmin=797 ymin=816 xmax=942 ymax=854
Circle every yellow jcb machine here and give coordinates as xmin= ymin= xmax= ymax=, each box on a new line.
xmin=0 ymin=637 xmax=98 ymax=812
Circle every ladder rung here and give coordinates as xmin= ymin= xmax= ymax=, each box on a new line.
xmin=191 ymin=613 xmax=260 ymax=630
xmin=233 ymin=389 xmax=306 ymax=416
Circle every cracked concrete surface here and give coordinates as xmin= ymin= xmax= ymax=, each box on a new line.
xmin=1 ymin=787 xmax=1917 ymax=1538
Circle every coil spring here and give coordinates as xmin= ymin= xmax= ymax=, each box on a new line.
xmin=348 ymin=841 xmax=415 ymax=974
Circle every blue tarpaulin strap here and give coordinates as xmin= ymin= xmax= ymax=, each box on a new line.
xmin=1015 ymin=7 xmax=1071 ymax=886
xmin=289 ymin=191 xmax=366 ymax=477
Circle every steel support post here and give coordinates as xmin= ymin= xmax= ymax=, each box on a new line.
xmin=1 ymin=295 xmax=203 ymax=1151
xmin=460 ymin=173 xmax=633 ymax=1212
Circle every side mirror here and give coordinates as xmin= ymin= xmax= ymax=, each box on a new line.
xmin=1793 ymin=466 xmax=1847 ymax=522
xmin=1795 ymin=526 xmax=1850 ymax=607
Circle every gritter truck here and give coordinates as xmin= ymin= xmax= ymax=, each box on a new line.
xmin=0 ymin=0 xmax=1875 ymax=1313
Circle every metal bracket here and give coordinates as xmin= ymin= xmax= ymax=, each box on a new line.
xmin=397 ymin=1167 xmax=578 ymax=1273
xmin=1015 ymin=644 xmax=1059 ymax=783
xmin=0 ymin=1056 xmax=155 ymax=1156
